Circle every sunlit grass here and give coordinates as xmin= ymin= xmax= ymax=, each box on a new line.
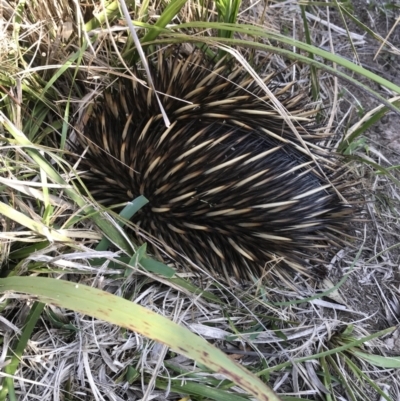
xmin=0 ymin=0 xmax=399 ymax=400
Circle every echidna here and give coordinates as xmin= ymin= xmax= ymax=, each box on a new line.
xmin=73 ymin=48 xmax=354 ymax=282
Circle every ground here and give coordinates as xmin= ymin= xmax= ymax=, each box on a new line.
xmin=1 ymin=0 xmax=400 ymax=400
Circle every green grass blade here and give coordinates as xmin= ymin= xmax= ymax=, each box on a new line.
xmin=0 ymin=111 xmax=135 ymax=254
xmin=96 ymin=195 xmax=149 ymax=251
xmin=0 ymin=276 xmax=282 ymax=401
xmin=340 ymin=98 xmax=400 ymax=152
xmin=215 ymin=0 xmax=241 ymax=40
xmin=344 ymin=356 xmax=394 ymax=401
xmin=164 ymin=22 xmax=400 ymax=103
xmin=157 ymin=378 xmax=250 ymax=401
xmin=0 ymin=201 xmax=71 ymax=242
xmin=139 ymin=257 xmax=176 ymax=277
xmin=0 ymin=302 xmax=45 ymax=401
xmin=327 ymin=354 xmax=358 ymax=401
xmin=351 ymin=350 xmax=400 ymax=368
xmin=84 ymin=0 xmax=136 ymax=31
xmin=144 ymin=0 xmax=189 ymax=42
xmin=260 ymin=326 xmax=396 ymax=374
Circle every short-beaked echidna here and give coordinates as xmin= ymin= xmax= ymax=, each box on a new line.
xmin=73 ymin=49 xmax=354 ymax=281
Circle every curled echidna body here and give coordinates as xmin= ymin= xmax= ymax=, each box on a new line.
xmin=74 ymin=49 xmax=354 ymax=281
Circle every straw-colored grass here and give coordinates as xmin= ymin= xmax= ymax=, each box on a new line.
xmin=0 ymin=0 xmax=399 ymax=400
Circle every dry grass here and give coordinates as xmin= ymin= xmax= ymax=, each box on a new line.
xmin=0 ymin=0 xmax=399 ymax=400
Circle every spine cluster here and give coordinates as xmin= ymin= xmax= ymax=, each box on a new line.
xmin=74 ymin=49 xmax=354 ymax=281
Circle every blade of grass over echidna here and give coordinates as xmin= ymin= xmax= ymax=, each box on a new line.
xmin=0 ymin=277 xmax=283 ymax=401
xmin=160 ymin=23 xmax=400 ymax=108
xmin=91 ymin=250 xmax=221 ymax=303
xmin=93 ymin=197 xmax=183 ymax=279
xmin=88 ymin=246 xmax=177 ymax=278
xmin=139 ymin=257 xmax=175 ymax=277
xmin=96 ymin=196 xmax=149 ymax=251
xmin=167 ymin=34 xmax=400 ymax=116
xmin=82 ymin=16 xmax=400 ymax=111
xmin=0 ymin=302 xmax=45 ymax=401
